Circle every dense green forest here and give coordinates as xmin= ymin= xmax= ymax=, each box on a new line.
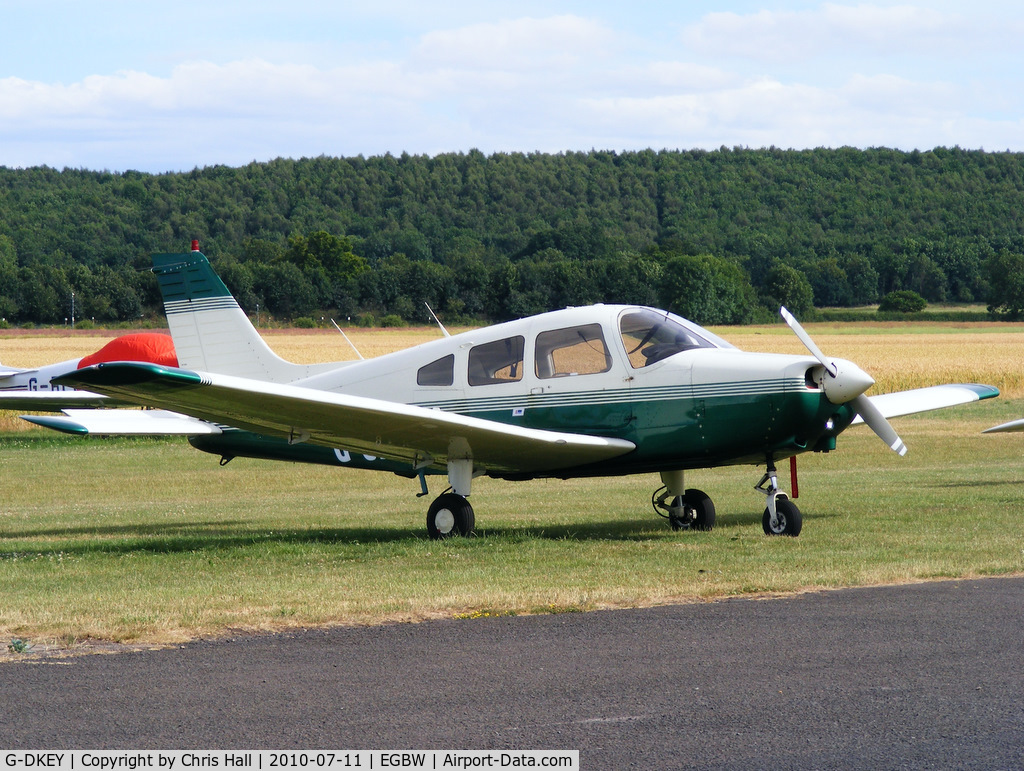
xmin=2 ymin=146 xmax=1024 ymax=326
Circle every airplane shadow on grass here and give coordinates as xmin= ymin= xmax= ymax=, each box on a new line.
xmin=927 ymin=479 xmax=1024 ymax=489
xmin=0 ymin=512 xmax=776 ymax=557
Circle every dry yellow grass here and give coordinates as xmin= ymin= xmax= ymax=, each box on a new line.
xmin=3 ymin=320 xmax=1023 ymax=400
xmin=719 ymin=323 xmax=1024 ymax=399
xmin=0 ymin=326 xmax=445 ymax=368
xmin=263 ymin=326 xmax=471 ymax=362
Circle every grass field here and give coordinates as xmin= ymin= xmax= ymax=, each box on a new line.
xmin=2 ymin=321 xmax=1024 ymax=651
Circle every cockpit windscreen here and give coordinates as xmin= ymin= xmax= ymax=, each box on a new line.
xmin=619 ymin=308 xmax=733 ymax=368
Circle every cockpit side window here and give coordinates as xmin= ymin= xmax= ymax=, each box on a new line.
xmin=535 ymin=323 xmax=611 ymax=379
xmin=417 ymin=354 xmax=455 ymax=386
xmin=468 ymin=336 xmax=525 ymax=386
xmin=619 ymin=309 xmax=713 ymax=368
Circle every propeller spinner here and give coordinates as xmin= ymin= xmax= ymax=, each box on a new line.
xmin=781 ymin=307 xmax=907 ymax=456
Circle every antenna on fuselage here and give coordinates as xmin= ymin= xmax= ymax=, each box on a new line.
xmin=424 ymin=302 xmax=451 ymax=337
xmin=330 ymin=319 xmax=364 ymax=360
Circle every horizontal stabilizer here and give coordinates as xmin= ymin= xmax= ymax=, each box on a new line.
xmin=851 ymin=384 xmax=999 ymax=424
xmin=22 ymin=409 xmax=222 ymax=436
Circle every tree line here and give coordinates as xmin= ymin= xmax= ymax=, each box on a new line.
xmin=2 ymin=146 xmax=1024 ymax=326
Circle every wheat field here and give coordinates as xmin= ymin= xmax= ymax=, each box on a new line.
xmin=3 ymin=320 xmax=1023 ymax=396
xmin=722 ymin=323 xmax=1024 ymax=398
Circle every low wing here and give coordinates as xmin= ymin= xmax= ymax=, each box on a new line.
xmin=55 ymin=363 xmax=636 ymax=474
xmin=0 ymin=390 xmax=115 ymax=410
xmin=851 ymin=384 xmax=998 ymax=424
xmin=22 ymin=409 xmax=221 ymax=436
xmin=983 ymin=418 xmax=1024 ymax=434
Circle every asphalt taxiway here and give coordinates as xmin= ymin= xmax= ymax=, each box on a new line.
xmin=2 ymin=577 xmax=1022 ymax=769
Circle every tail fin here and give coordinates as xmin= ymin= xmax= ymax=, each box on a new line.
xmin=152 ymin=248 xmax=350 ymax=382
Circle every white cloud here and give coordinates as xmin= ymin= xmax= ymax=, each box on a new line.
xmin=680 ymin=4 xmax=966 ymax=61
xmin=1 ymin=5 xmax=1023 ymax=170
xmin=577 ymin=71 xmax=1009 ymax=152
xmin=413 ymin=14 xmax=615 ymax=71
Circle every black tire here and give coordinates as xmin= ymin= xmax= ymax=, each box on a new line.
xmin=762 ymin=497 xmax=802 ymax=537
xmin=685 ymin=488 xmax=716 ymax=531
xmin=427 ymin=493 xmax=475 ymax=539
xmin=668 ymin=489 xmax=716 ymax=531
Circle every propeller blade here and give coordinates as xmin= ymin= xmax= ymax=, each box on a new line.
xmin=780 ymin=306 xmax=872 ymax=403
xmin=780 ymin=307 xmax=906 ymax=455
xmin=780 ymin=306 xmax=837 ymax=377
xmin=853 ymin=394 xmax=908 ymax=456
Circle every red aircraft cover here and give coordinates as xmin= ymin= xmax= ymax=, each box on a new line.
xmin=77 ymin=333 xmax=178 ymax=369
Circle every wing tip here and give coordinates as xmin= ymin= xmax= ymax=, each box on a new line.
xmin=21 ymin=415 xmax=88 ymax=435
xmin=54 ymin=361 xmax=201 ymax=390
xmin=962 ymin=383 xmax=1000 ymax=401
xmin=983 ymin=418 xmax=1024 ymax=434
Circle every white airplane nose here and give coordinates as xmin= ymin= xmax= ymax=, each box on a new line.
xmin=820 ymin=358 xmax=875 ymax=404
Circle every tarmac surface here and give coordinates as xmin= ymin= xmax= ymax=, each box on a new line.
xmin=2 ymin=576 xmax=1023 ymax=769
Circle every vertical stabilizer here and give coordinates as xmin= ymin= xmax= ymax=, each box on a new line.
xmin=152 ymin=249 xmax=348 ymax=382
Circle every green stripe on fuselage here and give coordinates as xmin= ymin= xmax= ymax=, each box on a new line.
xmin=452 ymin=385 xmax=845 ymax=475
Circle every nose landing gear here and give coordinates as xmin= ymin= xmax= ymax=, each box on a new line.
xmin=756 ymin=459 xmax=802 ymax=537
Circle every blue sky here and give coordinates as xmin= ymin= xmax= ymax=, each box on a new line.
xmin=2 ymin=1 xmax=1022 ymax=172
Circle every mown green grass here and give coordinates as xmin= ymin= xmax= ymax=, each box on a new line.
xmin=2 ymin=400 xmax=1023 ymax=648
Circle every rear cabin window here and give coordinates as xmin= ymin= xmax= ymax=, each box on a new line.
xmin=535 ymin=324 xmax=612 ymax=378
xmin=417 ymin=354 xmax=455 ymax=386
xmin=468 ymin=336 xmax=525 ymax=386
xmin=619 ymin=309 xmax=714 ymax=368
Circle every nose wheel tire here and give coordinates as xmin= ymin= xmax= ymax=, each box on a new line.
xmin=427 ymin=493 xmax=475 ymax=539
xmin=763 ymin=497 xmax=802 ymax=537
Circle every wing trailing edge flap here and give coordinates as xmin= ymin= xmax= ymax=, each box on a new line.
xmin=22 ymin=409 xmax=222 ymax=436
xmin=54 ymin=362 xmax=636 ymax=474
xmin=851 ymin=384 xmax=999 ymax=424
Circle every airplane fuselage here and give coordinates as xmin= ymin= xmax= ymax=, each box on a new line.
xmin=0 ymin=358 xmax=83 ymax=392
xmin=191 ymin=305 xmax=852 ymax=480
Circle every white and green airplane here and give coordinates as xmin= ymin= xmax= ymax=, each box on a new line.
xmin=35 ymin=246 xmax=998 ymax=538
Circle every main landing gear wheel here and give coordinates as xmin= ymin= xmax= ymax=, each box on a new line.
xmin=427 ymin=493 xmax=475 ymax=540
xmin=763 ymin=497 xmax=802 ymax=537
xmin=668 ymin=489 xmax=716 ymax=532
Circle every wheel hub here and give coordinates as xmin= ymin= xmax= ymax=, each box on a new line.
xmin=434 ymin=508 xmax=456 ymax=534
